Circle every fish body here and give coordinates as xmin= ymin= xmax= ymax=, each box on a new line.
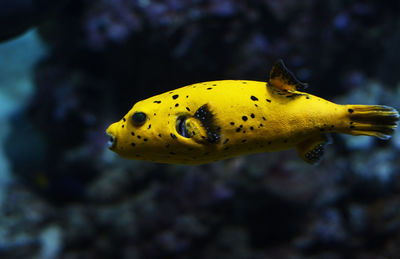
xmin=106 ymin=60 xmax=399 ymax=164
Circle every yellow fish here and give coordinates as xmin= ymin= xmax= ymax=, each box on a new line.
xmin=106 ymin=60 xmax=399 ymax=165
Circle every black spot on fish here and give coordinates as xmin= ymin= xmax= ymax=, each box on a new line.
xmin=266 ymin=99 xmax=271 ymax=103
xmin=170 ymin=133 xmax=177 ymax=139
xmin=154 ymin=113 xmax=157 ymax=116
xmin=137 ymin=135 xmax=141 ymax=139
xmin=348 ymin=108 xmax=354 ymax=113
xmin=242 ymin=82 xmax=247 ymax=84
xmin=194 ymin=104 xmax=221 ymax=144
xmin=175 ymin=103 xmax=179 ymax=107
xmin=123 ymin=118 xmax=126 ymax=122
xmin=230 ymin=122 xmax=235 ymax=125
xmin=154 ymin=100 xmax=161 ymax=104
xmin=122 ymin=125 xmax=124 ymax=128
xmin=186 ymin=95 xmax=189 ymax=98
xmin=254 ymin=104 xmax=258 ymax=107
xmin=262 ymin=117 xmax=266 ymax=120
xmin=212 ymin=84 xmax=216 ymax=86
xmin=158 ymin=133 xmax=162 ymax=137
xmin=131 ymin=143 xmax=136 ymax=147
xmin=131 ymin=132 xmax=135 ymax=136
xmin=259 ymin=123 xmax=264 ymax=127
xmin=186 ymin=107 xmax=191 ymax=111
xmin=306 ymin=96 xmax=310 ymax=99
xmin=236 ymin=127 xmax=241 ymax=132
xmin=148 ymin=124 xmax=151 ymax=129
xmin=172 ymin=94 xmax=179 ymax=99
xmin=207 ymin=87 xmax=212 ymax=90
xmin=144 ymin=138 xmax=148 ymax=141
xmin=242 ymin=116 xmax=248 ymax=121
xmin=251 ymin=96 xmax=259 ymax=101
xmin=223 ymin=139 xmax=229 ymax=144
xmin=242 ymin=139 xmax=247 ymax=143
xmin=250 ymin=113 xmax=255 ymax=118
xmin=331 ymin=125 xmax=335 ymax=128
xmin=250 ymin=126 xmax=254 ymax=130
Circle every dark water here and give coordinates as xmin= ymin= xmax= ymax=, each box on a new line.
xmin=0 ymin=1 xmax=399 ymax=258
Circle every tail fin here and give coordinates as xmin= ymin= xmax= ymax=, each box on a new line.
xmin=346 ymin=105 xmax=399 ymax=140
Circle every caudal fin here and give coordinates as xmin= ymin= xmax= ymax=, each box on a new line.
xmin=345 ymin=105 xmax=399 ymax=140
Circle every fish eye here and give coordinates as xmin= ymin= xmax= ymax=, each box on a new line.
xmin=132 ymin=112 xmax=147 ymax=125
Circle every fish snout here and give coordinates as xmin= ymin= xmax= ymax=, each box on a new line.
xmin=107 ymin=132 xmax=116 ymax=149
xmin=106 ymin=125 xmax=117 ymax=150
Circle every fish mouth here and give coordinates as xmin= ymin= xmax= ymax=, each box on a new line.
xmin=106 ymin=132 xmax=116 ymax=149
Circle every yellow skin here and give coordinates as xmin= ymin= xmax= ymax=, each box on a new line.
xmin=106 ymin=61 xmax=399 ymax=165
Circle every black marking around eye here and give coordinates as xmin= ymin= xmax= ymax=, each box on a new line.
xmin=154 ymin=100 xmax=161 ymax=104
xmin=251 ymin=96 xmax=258 ymax=101
xmin=172 ymin=94 xmax=179 ymax=99
xmin=194 ymin=104 xmax=221 ymax=144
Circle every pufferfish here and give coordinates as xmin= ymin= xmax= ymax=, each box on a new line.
xmin=106 ymin=60 xmax=399 ymax=165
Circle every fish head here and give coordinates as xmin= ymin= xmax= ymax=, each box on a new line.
xmin=105 ymin=95 xmax=209 ymax=163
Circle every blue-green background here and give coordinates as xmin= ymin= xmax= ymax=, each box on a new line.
xmin=1 ymin=1 xmax=400 ymax=258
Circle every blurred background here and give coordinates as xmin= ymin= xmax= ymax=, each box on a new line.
xmin=0 ymin=0 xmax=400 ymax=258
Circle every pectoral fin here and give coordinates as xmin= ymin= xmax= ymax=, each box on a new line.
xmin=185 ymin=118 xmax=209 ymax=144
xmin=269 ymin=59 xmax=308 ymax=92
xmin=296 ymin=134 xmax=331 ymax=164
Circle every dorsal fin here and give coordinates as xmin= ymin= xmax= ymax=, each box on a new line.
xmin=269 ymin=59 xmax=308 ymax=92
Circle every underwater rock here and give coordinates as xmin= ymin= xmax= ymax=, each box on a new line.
xmin=0 ymin=0 xmax=69 ymax=42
